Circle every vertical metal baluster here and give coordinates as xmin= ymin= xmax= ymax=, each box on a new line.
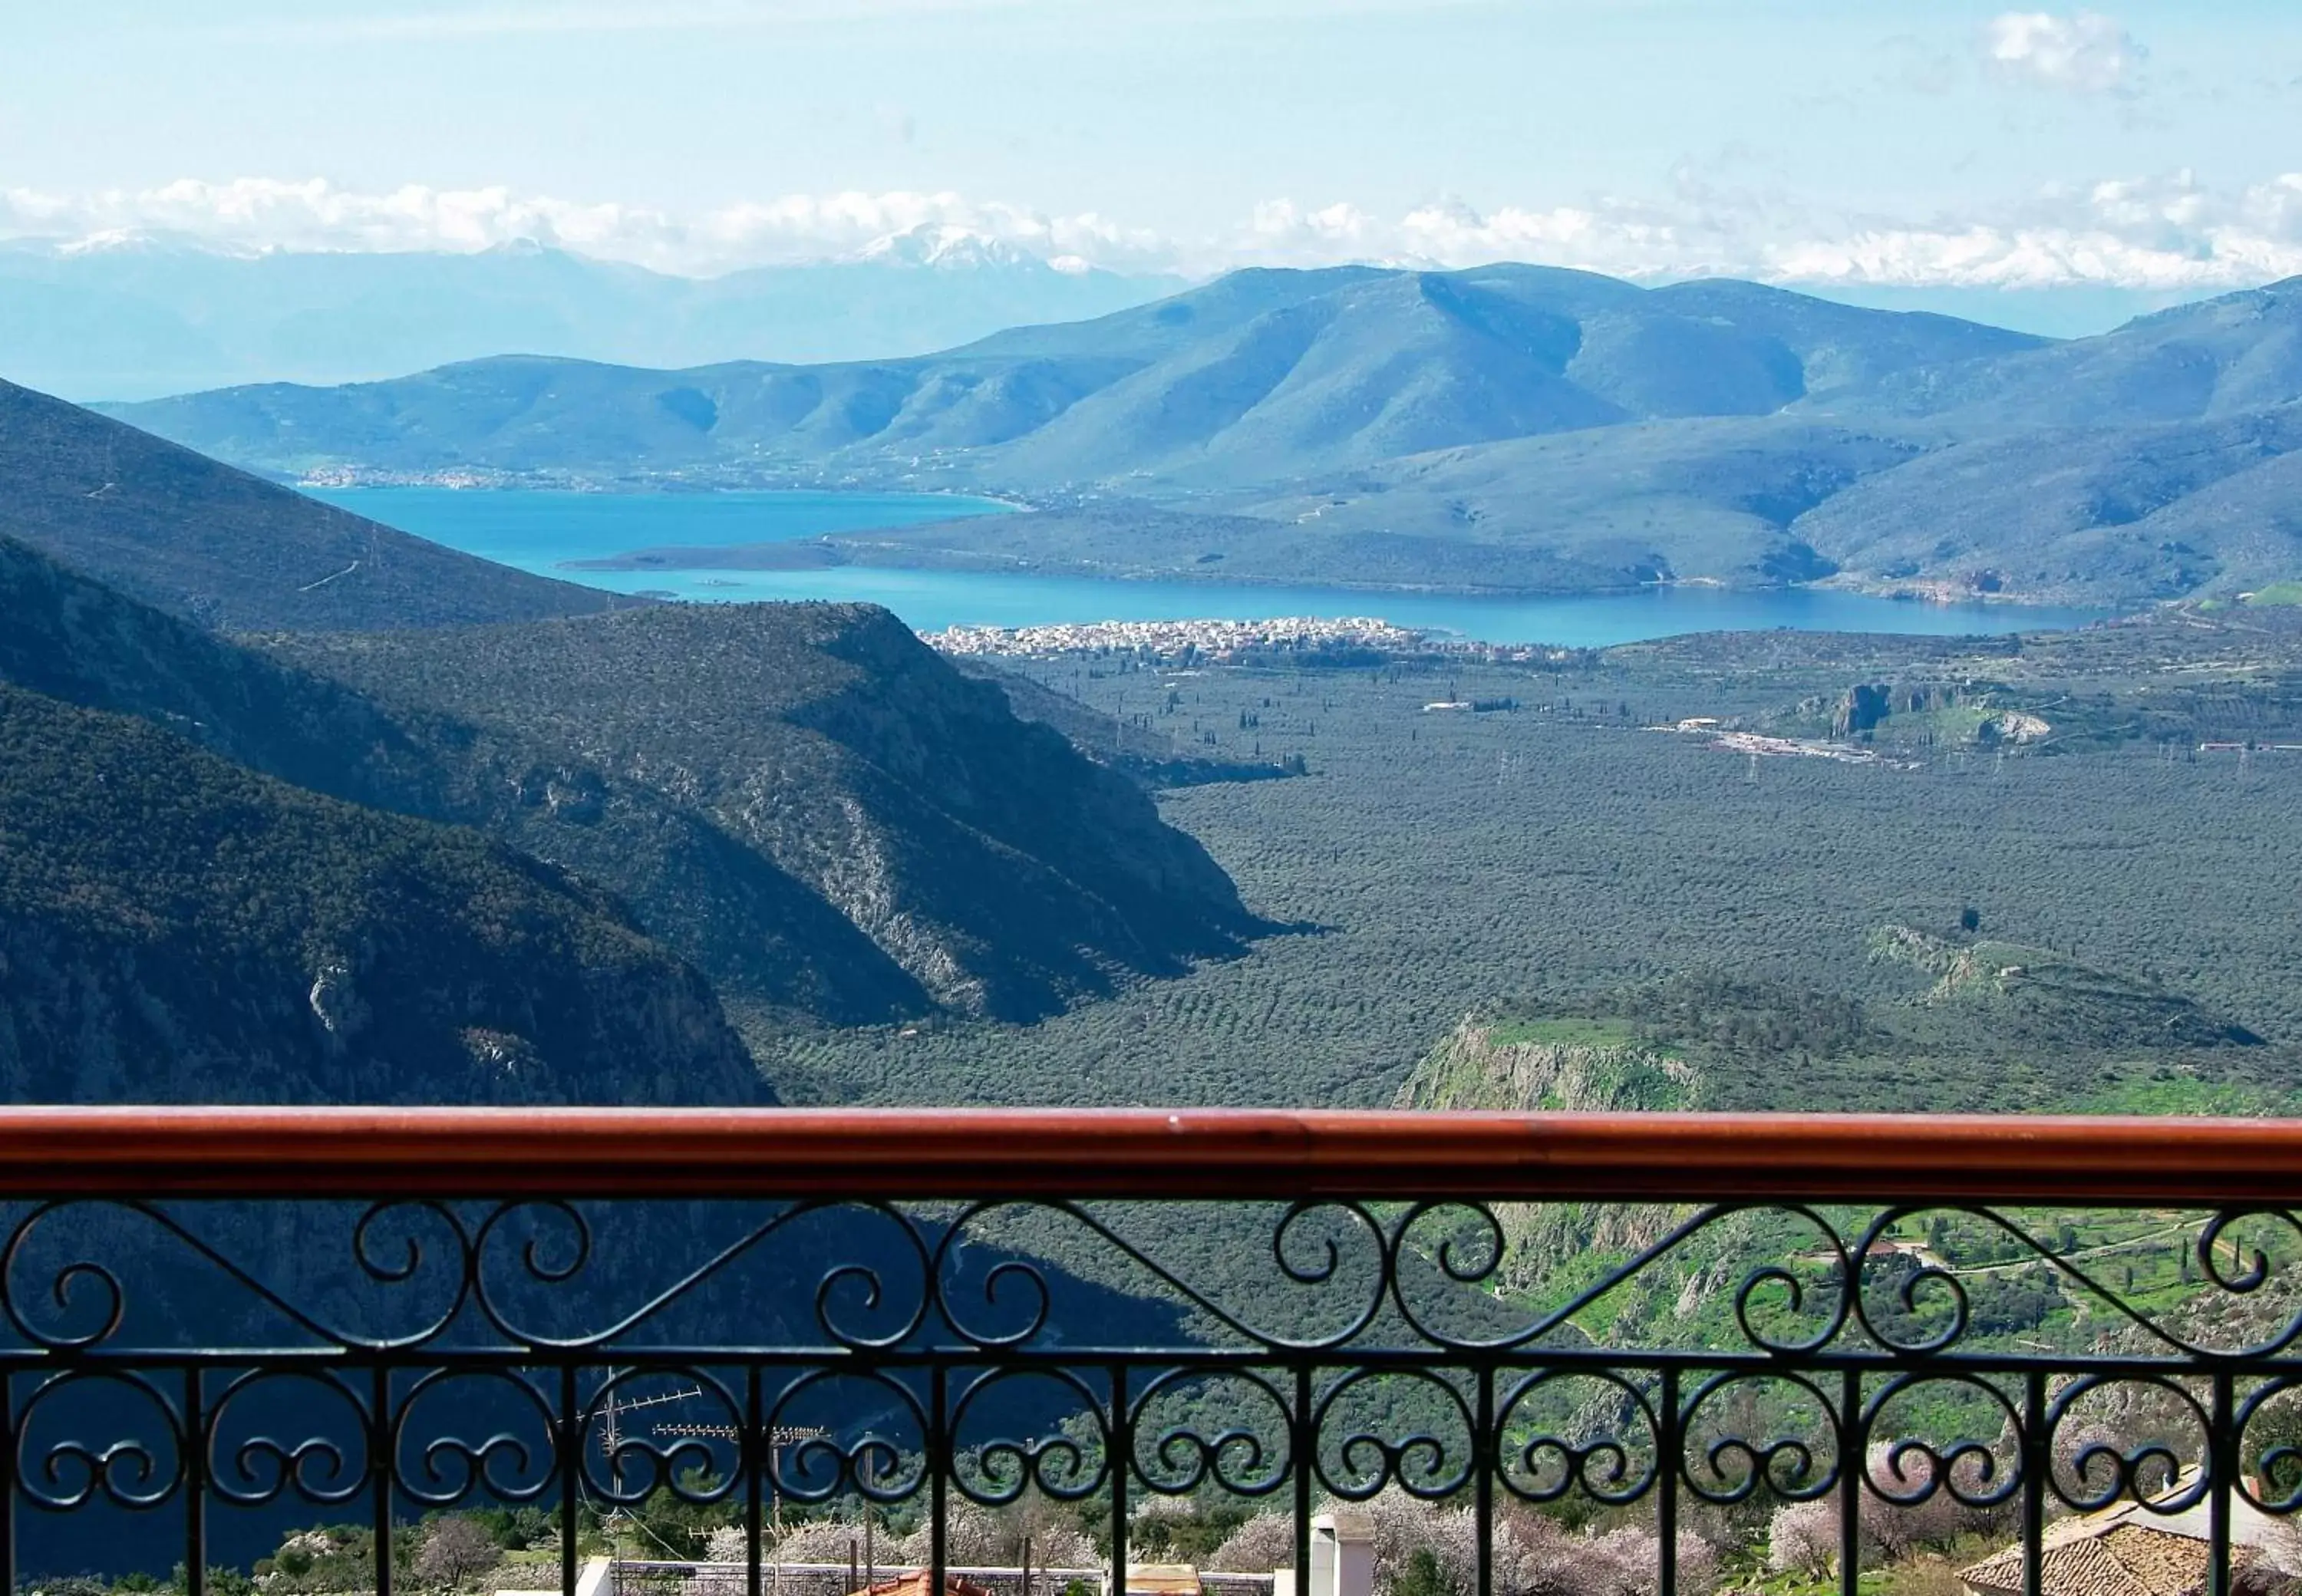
xmin=1474 ymin=1366 xmax=1493 ymax=1596
xmin=1292 ymin=1365 xmax=1312 ymax=1596
xmin=0 ymin=1363 xmax=15 ymax=1593
xmin=185 ymin=1367 xmax=206 ymax=1596
xmin=2021 ymin=1371 xmax=2046 ymax=1596
xmin=1108 ymin=1366 xmax=1130 ymax=1596
xmin=747 ymin=1367 xmax=764 ymax=1596
xmin=563 ymin=1367 xmax=582 ymax=1596
xmin=1657 ymin=1369 xmax=1680 ymax=1596
xmin=931 ymin=1367 xmax=948 ymax=1596
xmin=1838 ymin=1371 xmax=1860 ymax=1596
xmin=2211 ymin=1372 xmax=2234 ymax=1596
xmin=0 ymin=1373 xmax=15 ymax=1596
xmin=374 ymin=1366 xmax=394 ymax=1596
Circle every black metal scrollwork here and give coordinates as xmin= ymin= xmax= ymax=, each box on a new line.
xmin=2 ymin=1195 xmax=2299 ymax=1596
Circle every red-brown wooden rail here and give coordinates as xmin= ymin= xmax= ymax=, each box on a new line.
xmin=0 ymin=1107 xmax=2293 ymax=1203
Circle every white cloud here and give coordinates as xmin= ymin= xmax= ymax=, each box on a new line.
xmin=0 ymin=179 xmax=1176 ymax=278
xmin=10 ymin=172 xmax=2302 ymax=294
xmin=1983 ymin=11 xmax=2140 ymax=93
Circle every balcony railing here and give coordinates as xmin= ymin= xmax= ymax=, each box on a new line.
xmin=3 ymin=1109 xmax=2300 ymax=1596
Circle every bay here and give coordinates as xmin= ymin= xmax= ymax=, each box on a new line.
xmin=311 ymin=487 xmax=2119 ymax=645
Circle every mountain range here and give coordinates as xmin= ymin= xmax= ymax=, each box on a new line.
xmin=0 ymin=393 xmax=1258 ymax=1103
xmin=0 ymin=233 xmax=1180 ymax=401
xmin=104 ymin=263 xmax=2302 ymax=605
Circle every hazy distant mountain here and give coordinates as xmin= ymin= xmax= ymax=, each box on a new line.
xmin=1796 ymin=282 xmax=2224 ymax=341
xmin=0 ymin=233 xmax=1181 ymax=401
xmin=1819 ymin=278 xmax=2302 ymax=430
xmin=98 ymin=264 xmax=2302 ymax=604
xmin=0 ymin=378 xmax=631 ymax=628
xmin=108 ymin=263 xmax=2035 ymax=485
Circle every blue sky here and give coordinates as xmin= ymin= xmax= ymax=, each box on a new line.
xmin=8 ymin=0 xmax=2302 ymax=299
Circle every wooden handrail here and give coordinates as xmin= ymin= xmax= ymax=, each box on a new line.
xmin=0 ymin=1107 xmax=2292 ymax=1202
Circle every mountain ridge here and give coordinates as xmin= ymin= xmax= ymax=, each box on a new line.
xmin=0 ymin=378 xmax=635 ymax=630
xmin=94 ymin=265 xmax=2302 ymax=604
xmin=0 ymin=236 xmax=1182 ymax=401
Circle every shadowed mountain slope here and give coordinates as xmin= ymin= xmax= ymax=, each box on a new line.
xmin=0 ymin=533 xmax=928 ymax=1025
xmin=0 ymin=680 xmax=761 ymax=1105
xmin=263 ymin=604 xmax=1259 ymax=1020
xmin=0 ymin=378 xmax=632 ymax=629
xmin=0 ymin=533 xmax=1252 ymax=1027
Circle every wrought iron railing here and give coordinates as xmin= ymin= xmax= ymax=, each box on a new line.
xmin=4 ymin=1110 xmax=2301 ymax=1596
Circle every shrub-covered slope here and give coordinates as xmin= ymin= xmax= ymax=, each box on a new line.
xmin=0 ymin=681 xmax=760 ymax=1103
xmin=266 ymin=603 xmax=1260 ymax=1020
xmin=1 ymin=535 xmax=1252 ymax=1026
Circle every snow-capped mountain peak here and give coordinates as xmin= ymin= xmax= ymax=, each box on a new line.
xmin=853 ymin=224 xmax=1055 ymax=272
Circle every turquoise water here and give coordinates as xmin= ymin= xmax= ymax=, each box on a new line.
xmin=312 ymin=487 xmax=2119 ymax=645
xmin=307 ymin=486 xmax=1015 ymax=573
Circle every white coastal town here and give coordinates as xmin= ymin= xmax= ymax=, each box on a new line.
xmin=920 ymin=615 xmax=1429 ymax=660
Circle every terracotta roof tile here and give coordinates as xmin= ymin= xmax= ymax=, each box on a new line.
xmin=1961 ymin=1522 xmax=2263 ymax=1596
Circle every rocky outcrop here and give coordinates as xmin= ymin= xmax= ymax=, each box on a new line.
xmin=1867 ymin=925 xmax=2261 ymax=1050
xmin=1397 ymin=1015 xmax=1698 ymax=1293
xmin=1397 ymin=1017 xmax=1695 ymax=1114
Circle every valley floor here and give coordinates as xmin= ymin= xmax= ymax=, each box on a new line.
xmin=768 ymin=617 xmax=2302 ymax=1114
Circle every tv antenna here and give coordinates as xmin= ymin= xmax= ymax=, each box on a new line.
xmin=653 ymin=1420 xmax=833 ymax=1532
xmin=599 ymin=1383 xmax=707 ymax=1492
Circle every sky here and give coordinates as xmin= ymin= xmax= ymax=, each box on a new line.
xmin=7 ymin=0 xmax=2302 ymax=305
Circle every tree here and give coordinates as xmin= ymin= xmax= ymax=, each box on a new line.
xmin=1767 ymin=1500 xmax=1837 ymax=1579
xmin=1211 ymin=1513 xmax=1294 ymax=1573
xmin=1959 ymin=906 xmax=1982 ymax=934
xmin=416 ymin=1519 xmax=503 ymax=1589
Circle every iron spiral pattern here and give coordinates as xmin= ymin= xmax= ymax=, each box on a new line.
xmin=2 ymin=1195 xmax=2300 ymax=1596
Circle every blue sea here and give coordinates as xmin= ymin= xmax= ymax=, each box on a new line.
xmin=309 ymin=487 xmax=2119 ymax=645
